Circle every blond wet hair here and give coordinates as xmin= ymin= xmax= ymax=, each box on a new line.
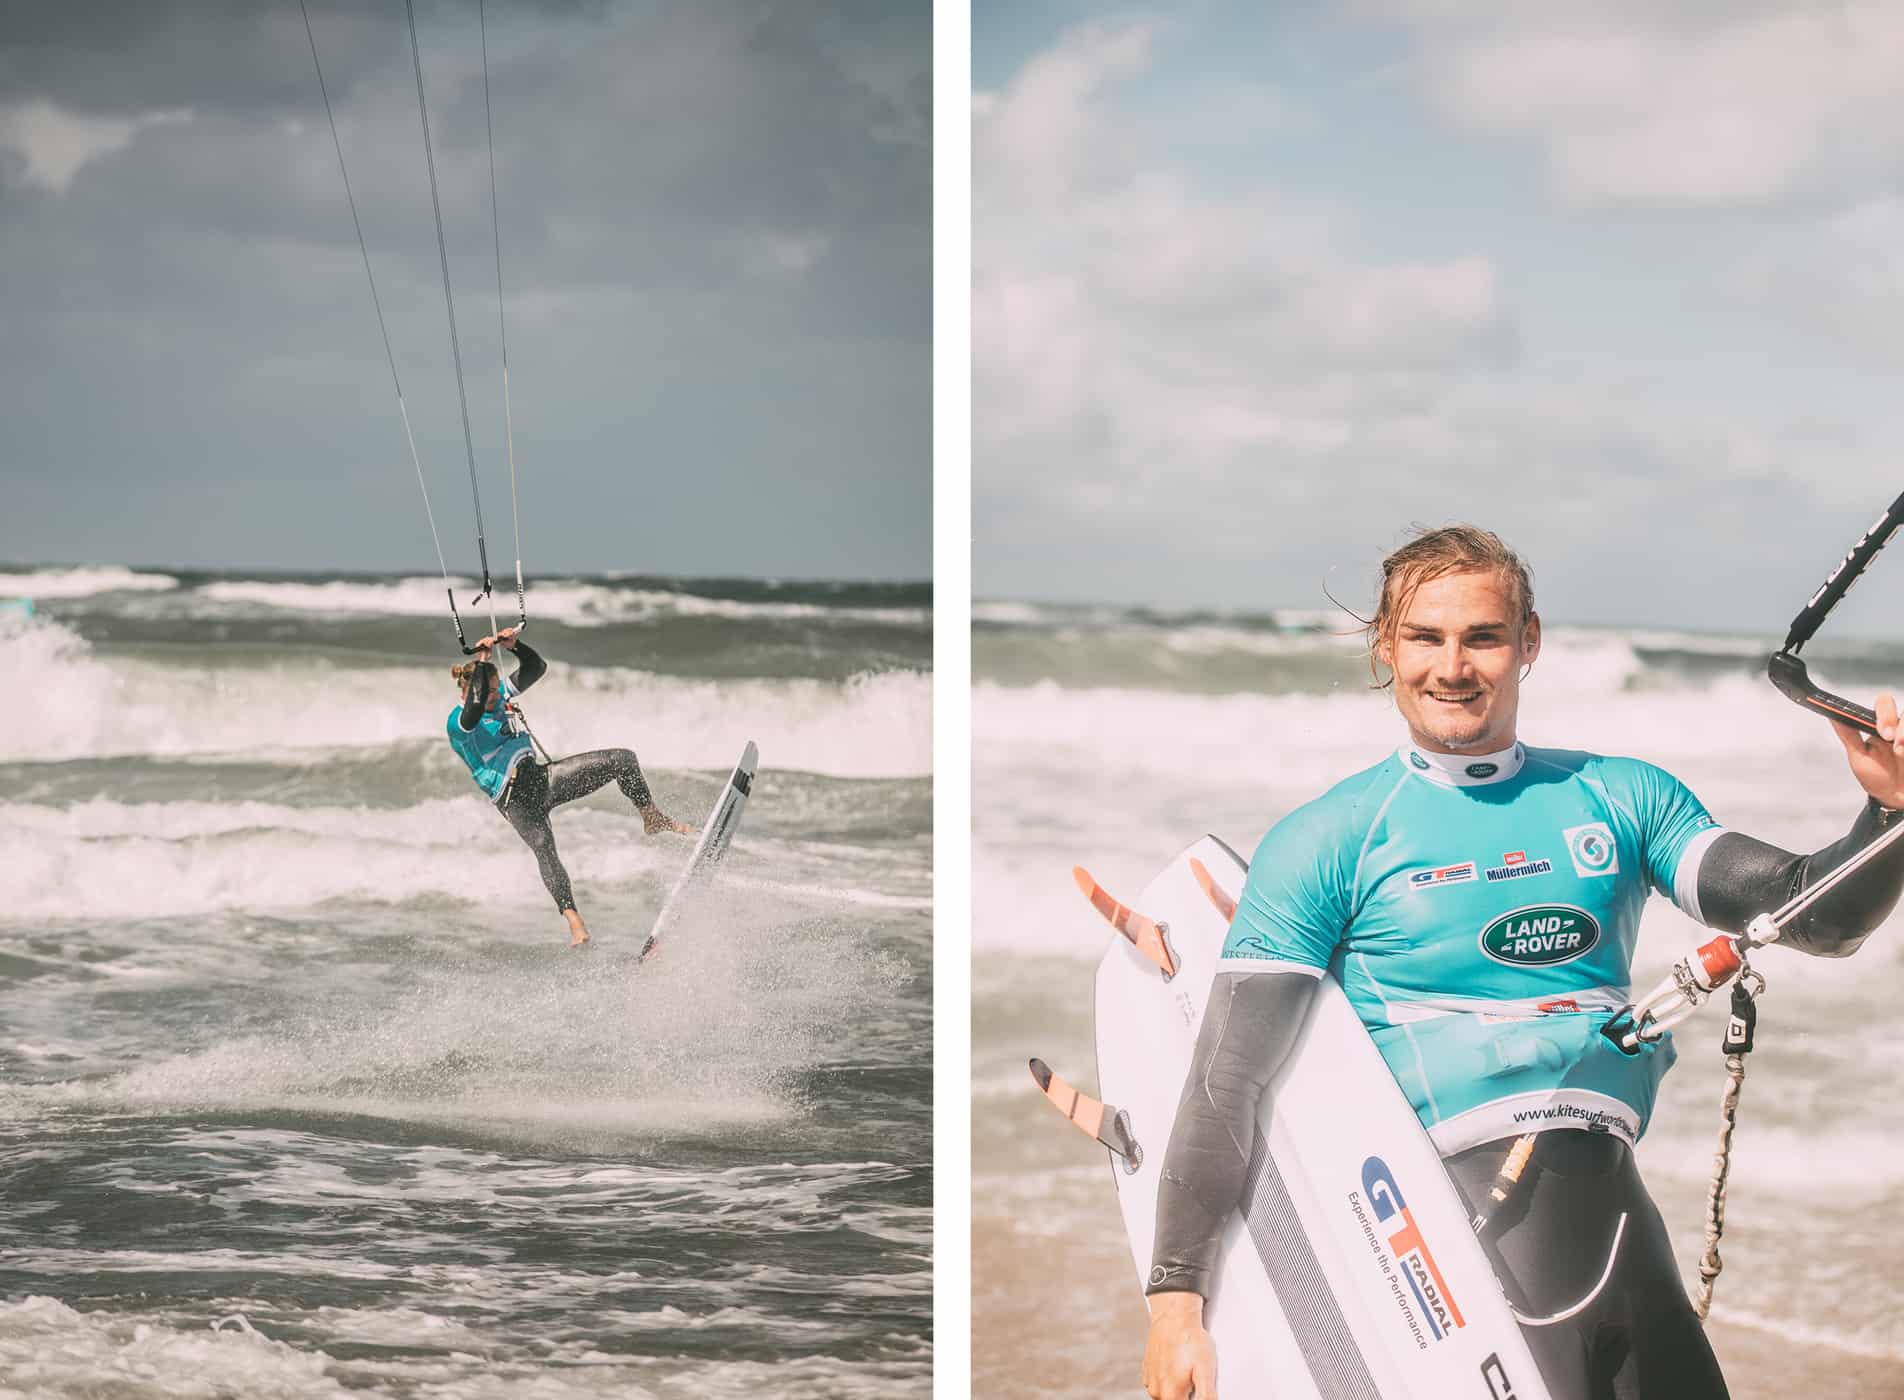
xmin=1366 ymin=524 xmax=1534 ymax=688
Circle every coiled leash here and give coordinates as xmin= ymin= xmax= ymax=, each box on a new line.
xmin=1692 ymin=969 xmax=1761 ymax=1319
xmin=1597 ymin=804 xmax=1904 ymax=1319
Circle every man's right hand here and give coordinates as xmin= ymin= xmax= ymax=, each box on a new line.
xmin=1143 ymin=1291 xmax=1217 ymax=1400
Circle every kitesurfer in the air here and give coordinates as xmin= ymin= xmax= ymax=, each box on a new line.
xmin=448 ymin=627 xmax=691 ymax=948
xmin=1142 ymin=525 xmax=1904 ymax=1400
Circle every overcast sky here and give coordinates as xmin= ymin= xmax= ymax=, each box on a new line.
xmin=1 ymin=0 xmax=929 ymax=580
xmin=974 ymin=0 xmax=1904 ymax=635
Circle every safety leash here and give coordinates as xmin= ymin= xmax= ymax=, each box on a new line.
xmin=1693 ymin=970 xmax=1762 ymax=1319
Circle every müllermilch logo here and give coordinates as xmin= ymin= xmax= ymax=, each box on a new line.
xmin=1479 ymin=904 xmax=1601 ymax=966
xmin=1362 ymin=1157 xmax=1465 ymax=1341
xmin=1484 ymin=849 xmax=1553 ymax=883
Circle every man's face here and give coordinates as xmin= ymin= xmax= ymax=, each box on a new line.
xmin=1379 ymin=568 xmax=1540 ymax=755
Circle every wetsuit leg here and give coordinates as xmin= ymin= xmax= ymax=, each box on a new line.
xmin=1446 ymin=1131 xmax=1728 ymax=1400
xmin=499 ymin=763 xmax=575 ymax=912
xmin=543 ymin=748 xmax=655 ymax=810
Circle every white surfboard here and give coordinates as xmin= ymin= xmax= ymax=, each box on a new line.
xmin=639 ymin=741 xmax=757 ymax=959
xmin=1094 ymin=835 xmax=1553 ymax=1400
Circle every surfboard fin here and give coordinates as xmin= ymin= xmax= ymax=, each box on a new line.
xmin=1029 ymin=1058 xmax=1142 ymax=1172
xmin=1072 ymin=866 xmax=1178 ymax=979
xmin=1187 ymin=856 xmax=1237 ymax=923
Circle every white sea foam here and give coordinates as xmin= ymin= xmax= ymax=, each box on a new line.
xmin=25 ymin=897 xmax=908 ymax=1151
xmin=1 ymin=796 xmax=914 ymax=923
xmin=973 ymin=601 xmax=1054 ymax=625
xmin=0 ymin=1295 xmax=929 ymax=1399
xmin=195 ymin=576 xmax=475 ymax=618
xmin=188 ymin=577 xmax=925 ymax=628
xmin=0 ymin=565 xmax=177 ymax=598
xmin=0 ymin=1296 xmax=350 ymax=1399
xmin=1160 ymin=624 xmax=1360 ymax=658
xmin=11 ymin=619 xmax=928 ymax=776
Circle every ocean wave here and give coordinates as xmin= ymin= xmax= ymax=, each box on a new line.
xmin=0 ymin=1295 xmax=931 ymax=1399
xmin=1 ymin=794 xmax=925 ymax=924
xmin=17 ymin=904 xmax=909 ymax=1140
xmin=0 ymin=565 xmax=177 ymax=598
xmin=976 ymin=619 xmax=1680 ymax=695
xmin=3 ymin=797 xmax=622 ymax=921
xmin=0 ymin=1297 xmax=345 ymax=1399
xmin=180 ymin=578 xmax=925 ymax=628
xmin=10 ymin=619 xmax=928 ymax=777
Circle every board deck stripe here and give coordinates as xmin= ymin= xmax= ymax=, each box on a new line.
xmin=1243 ymin=1129 xmax=1383 ymax=1400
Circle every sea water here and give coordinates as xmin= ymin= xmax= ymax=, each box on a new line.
xmin=1 ymin=565 xmax=931 ymax=1398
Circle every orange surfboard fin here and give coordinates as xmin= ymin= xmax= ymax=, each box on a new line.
xmin=1072 ymin=866 xmax=1178 ymax=978
xmin=1028 ymin=1058 xmax=1142 ymax=1170
xmin=1187 ymin=856 xmax=1237 ymax=924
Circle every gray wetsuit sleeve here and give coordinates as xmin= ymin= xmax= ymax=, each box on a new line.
xmin=1696 ymin=799 xmax=1904 ymax=956
xmin=511 ymin=641 xmax=547 ymax=693
xmin=1147 ymin=971 xmax=1316 ymax=1298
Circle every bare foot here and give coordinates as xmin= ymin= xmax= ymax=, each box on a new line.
xmin=641 ymin=806 xmax=696 ymax=836
xmin=564 ymin=909 xmax=591 ymax=948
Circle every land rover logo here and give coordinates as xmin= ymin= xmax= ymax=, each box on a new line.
xmin=1410 ymin=752 xmax=1430 ymax=770
xmin=1465 ymin=762 xmax=1498 ymax=779
xmin=1479 ymin=905 xmax=1600 ymax=966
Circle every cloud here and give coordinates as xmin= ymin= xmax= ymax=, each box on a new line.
xmin=1729 ymin=197 xmax=1904 ymax=364
xmin=0 ymin=0 xmax=930 ymax=577
xmin=0 ymin=100 xmax=192 ymax=193
xmin=975 ymin=19 xmax=1513 ymax=499
xmin=973 ymin=11 xmax=1904 ymax=619
xmin=1364 ymin=1 xmax=1904 ymax=207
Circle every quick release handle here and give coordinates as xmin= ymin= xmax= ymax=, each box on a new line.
xmin=1783 ymin=488 xmax=1904 ymax=652
xmin=1767 ymin=651 xmax=1880 ymax=737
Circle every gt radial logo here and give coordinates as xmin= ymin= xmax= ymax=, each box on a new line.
xmin=1479 ymin=904 xmax=1601 ymax=966
xmin=1408 ymin=861 xmax=1476 ymax=891
xmin=1362 ymin=1157 xmax=1465 ymax=1341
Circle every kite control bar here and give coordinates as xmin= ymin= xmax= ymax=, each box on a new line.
xmin=1767 ymin=486 xmax=1904 ymax=738
xmin=1766 ymin=651 xmax=1878 ymax=736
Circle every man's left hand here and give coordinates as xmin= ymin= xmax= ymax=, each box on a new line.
xmin=1830 ymin=691 xmax=1904 ymax=811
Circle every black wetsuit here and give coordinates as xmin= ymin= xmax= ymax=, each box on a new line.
xmin=459 ymin=645 xmax=659 ymax=913
xmin=1149 ymin=803 xmax=1904 ymax=1400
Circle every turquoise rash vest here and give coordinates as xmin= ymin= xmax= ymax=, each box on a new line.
xmin=1219 ymin=741 xmax=1725 ymax=1155
xmin=446 ymin=678 xmax=535 ymax=801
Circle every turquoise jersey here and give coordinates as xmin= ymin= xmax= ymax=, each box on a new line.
xmin=1219 ymin=740 xmax=1725 ymax=1154
xmin=446 ymin=678 xmax=535 ymax=801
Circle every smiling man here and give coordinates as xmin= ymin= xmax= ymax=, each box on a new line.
xmin=1141 ymin=525 xmax=1904 ymax=1400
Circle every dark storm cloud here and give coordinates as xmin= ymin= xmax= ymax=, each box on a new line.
xmin=1 ymin=0 xmax=929 ymax=578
